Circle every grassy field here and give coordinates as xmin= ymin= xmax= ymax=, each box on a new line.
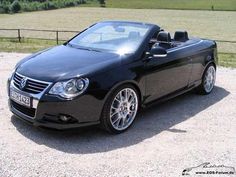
xmin=1 ymin=38 xmax=235 ymax=67
xmin=0 ymin=7 xmax=235 ymax=67
xmin=100 ymin=0 xmax=236 ymax=11
xmin=218 ymin=53 xmax=236 ymax=68
xmin=0 ymin=38 xmax=56 ymax=53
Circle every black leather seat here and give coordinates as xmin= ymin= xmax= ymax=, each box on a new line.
xmin=157 ymin=31 xmax=171 ymax=43
xmin=156 ymin=31 xmax=172 ymax=49
xmin=174 ymin=31 xmax=189 ymax=42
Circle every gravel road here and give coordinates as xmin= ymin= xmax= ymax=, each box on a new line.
xmin=0 ymin=53 xmax=235 ymax=177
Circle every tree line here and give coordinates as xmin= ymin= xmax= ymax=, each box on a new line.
xmin=0 ymin=0 xmax=106 ymax=14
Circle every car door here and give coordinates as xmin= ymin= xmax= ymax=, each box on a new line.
xmin=144 ymin=48 xmax=192 ymax=103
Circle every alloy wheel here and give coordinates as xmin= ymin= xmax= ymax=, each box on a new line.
xmin=204 ymin=66 xmax=216 ymax=93
xmin=109 ymin=88 xmax=138 ymax=131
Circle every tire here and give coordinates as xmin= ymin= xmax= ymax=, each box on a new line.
xmin=100 ymin=84 xmax=139 ymax=134
xmin=196 ymin=64 xmax=216 ymax=95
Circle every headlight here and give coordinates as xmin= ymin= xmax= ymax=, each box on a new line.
xmin=49 ymin=78 xmax=89 ymax=99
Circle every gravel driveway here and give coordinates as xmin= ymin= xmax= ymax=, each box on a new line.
xmin=0 ymin=53 xmax=235 ymax=177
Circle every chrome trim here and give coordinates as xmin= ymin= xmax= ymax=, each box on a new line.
xmin=10 ymin=72 xmax=52 ymax=111
xmin=28 ymin=84 xmax=46 ymax=89
xmin=13 ymin=72 xmax=50 ymax=94
xmin=14 ymin=77 xmax=21 ymax=82
xmin=25 ymin=87 xmax=43 ymax=93
xmin=153 ymin=54 xmax=167 ymax=58
xmin=16 ymin=72 xmax=51 ymax=85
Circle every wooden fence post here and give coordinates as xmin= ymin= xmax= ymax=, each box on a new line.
xmin=17 ymin=29 xmax=21 ymax=42
xmin=56 ymin=31 xmax=59 ymax=44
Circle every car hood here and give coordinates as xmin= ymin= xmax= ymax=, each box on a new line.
xmin=16 ymin=45 xmax=122 ymax=82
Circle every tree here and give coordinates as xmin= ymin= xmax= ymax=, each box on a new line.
xmin=98 ymin=0 xmax=105 ymax=7
xmin=10 ymin=0 xmax=21 ymax=13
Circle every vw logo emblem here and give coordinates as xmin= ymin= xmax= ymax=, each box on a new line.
xmin=20 ymin=77 xmax=27 ymax=90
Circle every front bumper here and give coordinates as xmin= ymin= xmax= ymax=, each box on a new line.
xmin=7 ymin=76 xmax=102 ymax=130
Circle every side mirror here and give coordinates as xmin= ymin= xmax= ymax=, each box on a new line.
xmin=150 ymin=47 xmax=167 ymax=58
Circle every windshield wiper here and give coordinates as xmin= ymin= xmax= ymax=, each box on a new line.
xmin=67 ymin=43 xmax=101 ymax=52
xmin=83 ymin=47 xmax=102 ymax=52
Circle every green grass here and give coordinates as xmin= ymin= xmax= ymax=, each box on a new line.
xmin=218 ymin=53 xmax=236 ymax=68
xmin=0 ymin=7 xmax=235 ymax=67
xmin=0 ymin=38 xmax=235 ymax=68
xmin=0 ymin=38 xmax=57 ymax=53
xmin=87 ymin=0 xmax=236 ymax=11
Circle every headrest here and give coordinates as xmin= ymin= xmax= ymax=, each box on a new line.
xmin=128 ymin=31 xmax=141 ymax=39
xmin=157 ymin=31 xmax=171 ymax=43
xmin=174 ymin=31 xmax=189 ymax=42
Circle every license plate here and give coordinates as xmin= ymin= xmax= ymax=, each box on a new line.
xmin=10 ymin=89 xmax=31 ymax=107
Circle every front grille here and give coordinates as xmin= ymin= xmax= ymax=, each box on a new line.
xmin=11 ymin=100 xmax=36 ymax=118
xmin=13 ymin=72 xmax=49 ymax=94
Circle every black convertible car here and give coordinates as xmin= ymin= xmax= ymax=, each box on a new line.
xmin=7 ymin=21 xmax=217 ymax=133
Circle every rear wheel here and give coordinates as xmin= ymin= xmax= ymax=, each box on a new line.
xmin=101 ymin=85 xmax=139 ymax=134
xmin=196 ymin=64 xmax=216 ymax=95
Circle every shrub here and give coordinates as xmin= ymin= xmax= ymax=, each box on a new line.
xmin=10 ymin=0 xmax=21 ymax=13
xmin=21 ymin=2 xmax=41 ymax=12
xmin=0 ymin=4 xmax=10 ymax=13
xmin=98 ymin=0 xmax=105 ymax=7
xmin=64 ymin=1 xmax=77 ymax=7
xmin=0 ymin=0 xmax=86 ymax=14
xmin=42 ymin=1 xmax=57 ymax=10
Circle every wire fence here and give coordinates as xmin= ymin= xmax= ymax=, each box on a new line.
xmin=0 ymin=28 xmax=236 ymax=45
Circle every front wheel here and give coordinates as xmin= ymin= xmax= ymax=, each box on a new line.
xmin=196 ymin=64 xmax=216 ymax=95
xmin=100 ymin=85 xmax=139 ymax=134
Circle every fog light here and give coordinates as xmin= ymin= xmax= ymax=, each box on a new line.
xmin=59 ymin=115 xmax=71 ymax=122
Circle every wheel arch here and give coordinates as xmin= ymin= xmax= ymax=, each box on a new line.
xmin=99 ymin=80 xmax=142 ymax=133
xmin=100 ymin=80 xmax=143 ymax=116
xmin=201 ymin=60 xmax=216 ymax=79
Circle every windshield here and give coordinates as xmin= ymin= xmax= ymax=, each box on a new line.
xmin=68 ymin=22 xmax=151 ymax=55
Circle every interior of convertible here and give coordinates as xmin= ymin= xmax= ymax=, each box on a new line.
xmin=150 ymin=30 xmax=199 ymax=51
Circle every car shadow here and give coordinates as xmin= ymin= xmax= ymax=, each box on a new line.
xmin=11 ymin=86 xmax=229 ymax=154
